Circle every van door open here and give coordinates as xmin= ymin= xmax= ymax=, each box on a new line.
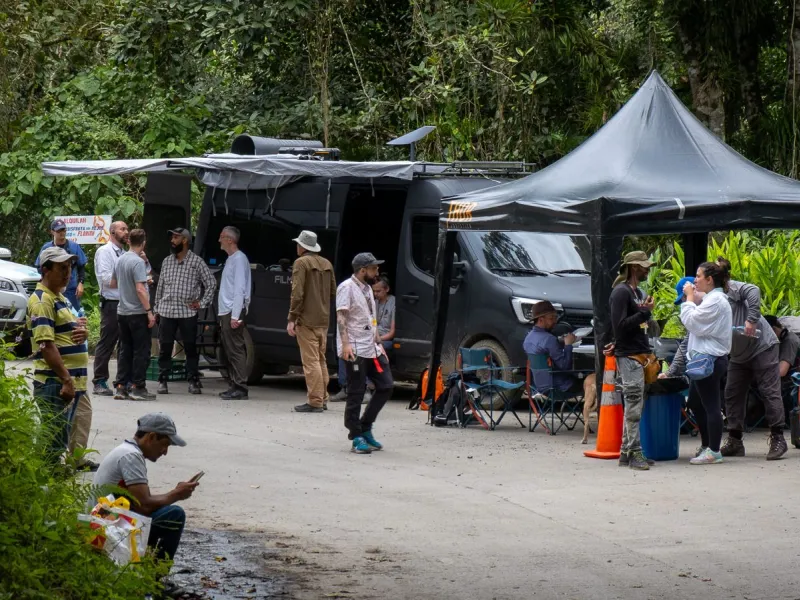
xmin=141 ymin=173 xmax=193 ymax=273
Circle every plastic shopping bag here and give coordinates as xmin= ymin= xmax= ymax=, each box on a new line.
xmin=78 ymin=495 xmax=151 ymax=566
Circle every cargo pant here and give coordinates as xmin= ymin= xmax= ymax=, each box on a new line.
xmin=618 ymin=357 xmax=646 ymax=453
xmin=68 ymin=393 xmax=93 ymax=462
xmin=296 ymin=325 xmax=329 ymax=409
xmin=725 ymin=344 xmax=784 ymax=433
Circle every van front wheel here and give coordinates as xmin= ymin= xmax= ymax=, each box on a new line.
xmin=468 ymin=339 xmax=523 ymax=409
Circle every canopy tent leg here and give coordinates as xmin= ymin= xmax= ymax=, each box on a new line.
xmin=590 ymin=235 xmax=624 ymax=386
xmin=426 ymin=229 xmax=458 ymax=418
xmin=682 ymin=232 xmax=708 ymax=276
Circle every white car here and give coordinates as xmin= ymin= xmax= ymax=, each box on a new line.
xmin=0 ymin=247 xmax=41 ymax=329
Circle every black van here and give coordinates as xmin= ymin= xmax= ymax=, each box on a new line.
xmin=142 ymin=144 xmax=594 ymax=387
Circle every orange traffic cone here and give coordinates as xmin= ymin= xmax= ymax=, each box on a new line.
xmin=584 ymin=356 xmax=624 ymax=459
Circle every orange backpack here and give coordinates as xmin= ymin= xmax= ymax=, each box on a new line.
xmin=412 ymin=366 xmax=444 ymax=411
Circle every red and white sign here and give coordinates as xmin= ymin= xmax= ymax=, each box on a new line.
xmin=54 ymin=215 xmax=113 ymax=245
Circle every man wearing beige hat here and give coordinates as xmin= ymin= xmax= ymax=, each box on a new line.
xmin=287 ymin=230 xmax=337 ymax=413
xmin=609 ymin=250 xmax=656 ymax=471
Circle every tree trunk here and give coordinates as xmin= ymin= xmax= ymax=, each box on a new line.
xmin=675 ymin=3 xmax=726 ymax=138
xmin=790 ymin=0 xmax=800 ymax=100
xmin=735 ymin=17 xmax=763 ymax=134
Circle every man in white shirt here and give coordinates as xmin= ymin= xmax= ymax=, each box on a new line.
xmin=336 ymin=253 xmax=394 ymax=454
xmin=92 ymin=221 xmax=129 ymax=396
xmin=217 ymin=226 xmax=251 ymax=400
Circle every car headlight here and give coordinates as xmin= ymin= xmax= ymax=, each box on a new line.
xmin=0 ymin=278 xmax=15 ymax=292
xmin=510 ymin=297 xmax=563 ymax=324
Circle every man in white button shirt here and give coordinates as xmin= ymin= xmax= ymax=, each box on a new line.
xmin=217 ymin=226 xmax=252 ymax=400
xmin=336 ymin=252 xmax=394 ymax=454
xmin=92 ymin=221 xmax=129 ymax=396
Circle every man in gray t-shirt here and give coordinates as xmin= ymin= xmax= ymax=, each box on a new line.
xmin=110 ymin=229 xmax=156 ymax=400
xmin=93 ymin=413 xmax=196 ymax=561
xmin=718 ymin=268 xmax=787 ymax=461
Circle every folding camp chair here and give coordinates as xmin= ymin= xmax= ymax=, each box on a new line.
xmin=526 ymin=353 xmax=592 ymax=435
xmin=458 ymin=348 xmax=525 ymax=430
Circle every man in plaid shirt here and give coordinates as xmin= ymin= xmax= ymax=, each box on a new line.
xmin=154 ymin=228 xmax=216 ymax=395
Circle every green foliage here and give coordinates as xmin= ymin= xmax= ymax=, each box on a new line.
xmin=0 ymin=356 xmax=165 ymax=599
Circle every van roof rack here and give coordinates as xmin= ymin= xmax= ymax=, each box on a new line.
xmin=415 ymin=161 xmax=536 ymax=177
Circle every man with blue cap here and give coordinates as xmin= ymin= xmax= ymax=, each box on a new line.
xmin=35 ymin=219 xmax=88 ymax=310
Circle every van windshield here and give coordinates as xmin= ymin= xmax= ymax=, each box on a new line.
xmin=470 ymin=231 xmax=591 ymax=275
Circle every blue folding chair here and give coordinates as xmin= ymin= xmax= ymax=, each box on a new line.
xmin=458 ymin=348 xmax=525 ymax=430
xmin=526 ymin=353 xmax=592 ymax=434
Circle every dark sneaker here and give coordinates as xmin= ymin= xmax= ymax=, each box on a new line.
xmin=157 ymin=381 xmax=169 ymax=394
xmin=720 ymin=436 xmax=746 ymax=457
xmin=618 ymin=451 xmax=630 ymax=467
xmin=113 ymin=385 xmax=130 ymax=400
xmin=362 ymin=430 xmax=383 ymax=451
xmin=294 ymin=403 xmax=323 ymax=413
xmin=219 ymin=387 xmax=236 ymax=397
xmin=221 ymin=389 xmax=248 ymax=400
xmin=351 ymin=436 xmax=372 ymax=454
xmin=93 ymin=380 xmax=114 ymax=396
xmin=77 ymin=458 xmax=100 ymax=472
xmin=629 ymin=451 xmax=650 ymax=470
xmin=129 ymin=386 xmax=156 ymax=401
xmin=329 ymin=389 xmax=347 ymax=402
xmin=767 ymin=433 xmax=788 ymax=461
xmin=188 ymin=381 xmax=202 ymax=395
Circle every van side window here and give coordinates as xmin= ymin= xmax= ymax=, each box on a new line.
xmin=411 ymin=216 xmax=461 ymax=277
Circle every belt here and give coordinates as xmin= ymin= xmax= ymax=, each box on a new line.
xmin=100 ymin=297 xmax=119 ymax=302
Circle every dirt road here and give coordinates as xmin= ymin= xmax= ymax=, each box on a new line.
xmin=84 ymin=371 xmax=800 ymax=600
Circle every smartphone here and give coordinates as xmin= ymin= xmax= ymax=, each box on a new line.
xmin=189 ymin=471 xmax=205 ymax=483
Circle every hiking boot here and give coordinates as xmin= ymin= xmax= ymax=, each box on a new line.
xmin=129 ymin=386 xmax=156 ymax=401
xmin=329 ymin=388 xmax=347 ymax=402
xmin=362 ymin=430 xmax=383 ymax=451
xmin=221 ymin=389 xmax=248 ymax=400
xmin=767 ymin=432 xmax=788 ymax=461
xmin=351 ymin=436 xmax=372 ymax=454
xmin=157 ymin=381 xmax=169 ymax=394
xmin=720 ymin=436 xmax=746 ymax=457
xmin=629 ymin=451 xmax=650 ymax=470
xmin=188 ymin=381 xmax=202 ymax=395
xmin=690 ymin=448 xmax=723 ymax=465
xmin=93 ymin=380 xmax=114 ymax=397
xmin=294 ymin=403 xmax=323 ymax=413
xmin=618 ymin=451 xmax=630 ymax=467
xmin=113 ymin=385 xmax=130 ymax=400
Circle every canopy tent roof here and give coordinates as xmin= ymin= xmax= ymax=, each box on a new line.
xmin=41 ymin=154 xmax=421 ymax=190
xmin=440 ymin=71 xmax=800 ymax=236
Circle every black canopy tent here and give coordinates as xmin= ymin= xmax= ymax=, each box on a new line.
xmin=425 ymin=71 xmax=800 ymax=405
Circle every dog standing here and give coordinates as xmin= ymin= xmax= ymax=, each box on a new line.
xmin=581 ymin=373 xmax=598 ymax=444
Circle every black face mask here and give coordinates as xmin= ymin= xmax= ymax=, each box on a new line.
xmin=170 ymin=243 xmax=184 ymax=255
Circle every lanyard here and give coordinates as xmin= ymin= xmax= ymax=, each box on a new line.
xmin=351 ymin=276 xmax=375 ymax=319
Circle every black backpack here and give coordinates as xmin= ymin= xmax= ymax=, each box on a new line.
xmin=432 ymin=371 xmax=478 ymax=427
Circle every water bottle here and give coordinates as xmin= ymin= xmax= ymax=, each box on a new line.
xmin=68 ymin=301 xmax=88 ymax=352
xmin=732 ymin=325 xmax=761 ymax=338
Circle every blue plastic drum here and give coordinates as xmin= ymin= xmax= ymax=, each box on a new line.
xmin=640 ymin=393 xmax=683 ymax=461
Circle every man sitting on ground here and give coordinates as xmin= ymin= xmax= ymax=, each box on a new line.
xmin=93 ymin=413 xmax=197 ymax=562
xmin=523 ymin=301 xmax=582 ymax=395
xmin=764 ymin=315 xmax=800 ymax=380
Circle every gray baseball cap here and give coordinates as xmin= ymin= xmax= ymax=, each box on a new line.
xmin=39 ymin=246 xmax=76 ymax=264
xmin=168 ymin=227 xmax=192 ymax=241
xmin=137 ymin=413 xmax=186 ymax=447
xmin=352 ymin=252 xmax=384 ymax=270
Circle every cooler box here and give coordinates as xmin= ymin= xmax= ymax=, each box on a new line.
xmin=640 ymin=393 xmax=683 ymax=461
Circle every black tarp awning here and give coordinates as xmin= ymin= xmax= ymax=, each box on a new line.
xmin=426 ymin=71 xmax=800 ymax=409
xmin=440 ymin=71 xmax=800 ymax=236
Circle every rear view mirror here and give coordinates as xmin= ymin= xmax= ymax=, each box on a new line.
xmin=0 ymin=247 xmax=11 ymax=260
xmin=451 ymin=260 xmax=468 ymax=285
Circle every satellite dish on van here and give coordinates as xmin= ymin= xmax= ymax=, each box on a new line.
xmin=386 ymin=126 xmax=436 ymax=161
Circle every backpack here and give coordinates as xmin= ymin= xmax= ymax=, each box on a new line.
xmin=431 ymin=371 xmax=469 ymax=426
xmin=408 ymin=366 xmax=445 ymax=411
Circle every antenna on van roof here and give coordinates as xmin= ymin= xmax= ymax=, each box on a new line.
xmin=386 ymin=126 xmax=436 ymax=161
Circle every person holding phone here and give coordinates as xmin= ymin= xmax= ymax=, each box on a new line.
xmin=609 ymin=251 xmax=657 ymax=471
xmin=93 ymin=413 xmax=196 ymax=562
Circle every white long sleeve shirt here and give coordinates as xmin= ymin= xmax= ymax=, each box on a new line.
xmin=94 ymin=241 xmax=125 ymax=300
xmin=680 ymin=288 xmax=733 ymax=358
xmin=217 ymin=250 xmax=251 ymax=320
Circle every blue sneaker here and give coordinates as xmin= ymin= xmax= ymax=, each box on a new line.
xmin=362 ymin=430 xmax=383 ymax=451
xmin=351 ymin=436 xmax=372 ymax=454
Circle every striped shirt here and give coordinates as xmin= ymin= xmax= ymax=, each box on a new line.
xmin=26 ymin=284 xmax=88 ymax=391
